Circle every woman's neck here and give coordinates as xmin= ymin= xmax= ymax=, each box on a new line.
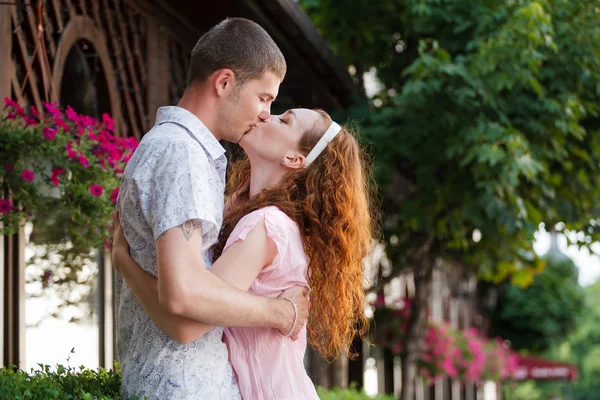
xmin=248 ymin=159 xmax=287 ymax=197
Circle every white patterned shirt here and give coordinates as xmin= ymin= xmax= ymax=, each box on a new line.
xmin=115 ymin=106 xmax=241 ymax=400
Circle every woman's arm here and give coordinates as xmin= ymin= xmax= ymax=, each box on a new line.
xmin=110 ymin=213 xmax=276 ymax=343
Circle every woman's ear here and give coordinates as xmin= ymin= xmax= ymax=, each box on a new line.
xmin=281 ymin=151 xmax=306 ymax=170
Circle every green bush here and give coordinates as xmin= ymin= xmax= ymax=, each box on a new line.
xmin=0 ymin=362 xmax=395 ymax=400
xmin=0 ymin=362 xmax=138 ymax=400
xmin=317 ymin=384 xmax=396 ymax=400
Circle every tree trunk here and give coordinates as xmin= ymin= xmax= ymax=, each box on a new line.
xmin=383 ymin=347 xmax=395 ymax=394
xmin=307 ymin=347 xmax=349 ymax=389
xmin=330 ymin=352 xmax=349 ymax=388
xmin=347 ymin=334 xmax=364 ymax=388
xmin=400 ymin=257 xmax=435 ymax=400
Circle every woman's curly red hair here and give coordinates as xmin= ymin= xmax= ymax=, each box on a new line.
xmin=214 ymin=110 xmax=375 ymax=360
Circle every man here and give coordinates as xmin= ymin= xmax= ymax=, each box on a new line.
xmin=115 ymin=18 xmax=309 ymax=399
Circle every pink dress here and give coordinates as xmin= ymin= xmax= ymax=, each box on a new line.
xmin=222 ymin=206 xmax=319 ymax=400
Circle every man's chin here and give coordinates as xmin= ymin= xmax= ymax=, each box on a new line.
xmin=237 ymin=129 xmax=252 ymax=144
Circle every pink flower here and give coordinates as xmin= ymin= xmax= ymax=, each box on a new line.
xmin=375 ymin=292 xmax=386 ymax=307
xmin=67 ymin=149 xmax=78 ymax=160
xmin=55 ymin=117 xmax=70 ymax=131
xmin=20 ymin=169 xmax=34 ymax=182
xmin=109 ymin=150 xmax=122 ymax=165
xmin=110 ymin=187 xmax=120 ymax=204
xmin=6 ymin=111 xmax=15 ymax=120
xmin=79 ymin=153 xmax=90 ymax=168
xmin=0 ymin=199 xmax=12 ymax=214
xmin=124 ymin=137 xmax=138 ymax=150
xmin=441 ymin=357 xmax=457 ymax=378
xmin=65 ymin=105 xmax=79 ymax=122
xmin=3 ymin=97 xmax=15 ymax=108
xmin=102 ymin=113 xmax=114 ymax=131
xmin=24 ymin=116 xmax=37 ymax=126
xmin=41 ymin=269 xmax=53 ymax=288
xmin=90 ymin=183 xmax=104 ymax=197
xmin=43 ymin=102 xmax=61 ymax=118
xmin=81 ymin=115 xmax=96 ymax=127
xmin=6 ymin=162 xmax=13 ymax=170
xmin=30 ymin=105 xmax=39 ymax=119
xmin=104 ymin=237 xmax=112 ymax=250
xmin=50 ymin=168 xmax=66 ymax=186
xmin=42 ymin=127 xmax=57 ymax=141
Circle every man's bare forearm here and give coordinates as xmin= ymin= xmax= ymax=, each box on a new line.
xmin=156 ymin=221 xmax=295 ymax=334
xmin=164 ymin=265 xmax=290 ymax=331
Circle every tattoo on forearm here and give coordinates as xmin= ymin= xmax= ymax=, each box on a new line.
xmin=180 ymin=220 xmax=201 ymax=241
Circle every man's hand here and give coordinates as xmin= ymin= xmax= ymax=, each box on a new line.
xmin=279 ymin=286 xmax=310 ymax=340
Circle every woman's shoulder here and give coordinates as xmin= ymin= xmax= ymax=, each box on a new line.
xmin=226 ymin=206 xmax=300 ymax=252
xmin=238 ymin=206 xmax=296 ymax=228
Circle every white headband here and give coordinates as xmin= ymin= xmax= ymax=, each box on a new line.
xmin=304 ymin=121 xmax=342 ymax=167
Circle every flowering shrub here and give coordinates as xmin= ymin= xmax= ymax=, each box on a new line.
xmin=452 ymin=328 xmax=487 ymax=381
xmin=482 ymin=338 xmax=519 ymax=381
xmin=420 ymin=322 xmax=457 ymax=380
xmin=0 ymin=98 xmax=137 ymax=249
xmin=372 ymin=298 xmax=519 ymax=383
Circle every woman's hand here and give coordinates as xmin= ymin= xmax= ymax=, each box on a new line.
xmin=224 ymin=180 xmax=250 ymax=217
xmin=106 ymin=210 xmax=130 ymax=271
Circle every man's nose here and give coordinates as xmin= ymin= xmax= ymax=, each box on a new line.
xmin=258 ymin=109 xmax=270 ymax=122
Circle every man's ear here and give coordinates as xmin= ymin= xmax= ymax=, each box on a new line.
xmin=213 ymin=68 xmax=236 ymax=97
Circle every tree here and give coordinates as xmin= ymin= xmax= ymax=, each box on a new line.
xmin=516 ymin=279 xmax=600 ymax=400
xmin=300 ymin=1 xmax=600 ymax=398
xmin=548 ymin=279 xmax=600 ymax=399
xmin=491 ymin=253 xmax=585 ymax=353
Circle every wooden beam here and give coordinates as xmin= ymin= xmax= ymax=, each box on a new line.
xmin=2 ymin=228 xmax=26 ymax=368
xmin=64 ymin=0 xmax=77 ymax=19
xmin=101 ymin=251 xmax=115 ymax=368
xmin=146 ymin=20 xmax=169 ymax=127
xmin=23 ymin=3 xmax=53 ymax=103
xmin=42 ymin=11 xmax=57 ymax=58
xmin=10 ymin=8 xmax=43 ymax=110
xmin=101 ymin=0 xmax=141 ymax=139
xmin=127 ymin=0 xmax=200 ymax=47
xmin=50 ymin=0 xmax=64 ymax=32
xmin=113 ymin=0 xmax=146 ymax=131
xmin=126 ymin=8 xmax=148 ymax=87
xmin=78 ymin=0 xmax=89 ymax=18
xmin=0 ymin=3 xmax=12 ymax=100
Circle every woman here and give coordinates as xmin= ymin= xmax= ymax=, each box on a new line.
xmin=109 ymin=108 xmax=375 ymax=399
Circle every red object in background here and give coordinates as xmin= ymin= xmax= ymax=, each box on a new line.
xmin=512 ymin=355 xmax=578 ymax=381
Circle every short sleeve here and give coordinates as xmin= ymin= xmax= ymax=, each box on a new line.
xmin=224 ymin=207 xmax=295 ymax=267
xmin=134 ymin=139 xmax=219 ymax=242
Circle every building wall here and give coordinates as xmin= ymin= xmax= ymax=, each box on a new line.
xmin=0 ymin=0 xmax=197 ymax=139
